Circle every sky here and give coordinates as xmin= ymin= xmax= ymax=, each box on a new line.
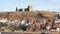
xmin=0 ymin=0 xmax=60 ymax=12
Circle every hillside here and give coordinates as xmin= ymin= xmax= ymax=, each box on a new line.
xmin=0 ymin=11 xmax=55 ymax=21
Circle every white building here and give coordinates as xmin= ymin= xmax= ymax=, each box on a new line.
xmin=0 ymin=18 xmax=7 ymax=23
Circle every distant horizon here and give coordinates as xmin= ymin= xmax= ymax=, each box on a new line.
xmin=0 ymin=0 xmax=60 ymax=12
xmin=0 ymin=8 xmax=60 ymax=12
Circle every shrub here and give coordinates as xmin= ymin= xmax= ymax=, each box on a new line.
xmin=1 ymin=23 xmax=9 ymax=27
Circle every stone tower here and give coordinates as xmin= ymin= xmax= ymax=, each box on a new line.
xmin=22 ymin=8 xmax=25 ymax=11
xmin=16 ymin=7 xmax=18 ymax=12
xmin=28 ymin=6 xmax=33 ymax=11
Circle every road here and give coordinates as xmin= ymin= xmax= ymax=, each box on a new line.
xmin=1 ymin=32 xmax=20 ymax=34
xmin=0 ymin=31 xmax=59 ymax=34
xmin=0 ymin=32 xmax=41 ymax=34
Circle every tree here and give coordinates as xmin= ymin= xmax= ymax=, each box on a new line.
xmin=0 ymin=22 xmax=1 ymax=31
xmin=1 ymin=23 xmax=8 ymax=27
xmin=36 ymin=13 xmax=44 ymax=18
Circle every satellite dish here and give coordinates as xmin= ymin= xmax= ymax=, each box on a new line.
xmin=57 ymin=28 xmax=59 ymax=32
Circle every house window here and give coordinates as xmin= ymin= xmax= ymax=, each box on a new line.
xmin=48 ymin=20 xmax=50 ymax=22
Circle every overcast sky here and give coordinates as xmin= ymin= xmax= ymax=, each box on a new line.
xmin=0 ymin=0 xmax=60 ymax=12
